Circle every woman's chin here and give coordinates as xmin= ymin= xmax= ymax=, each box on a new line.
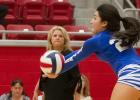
xmin=90 ymin=28 xmax=96 ymax=34
xmin=91 ymin=30 xmax=96 ymax=34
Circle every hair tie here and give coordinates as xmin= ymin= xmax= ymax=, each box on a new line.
xmin=120 ymin=17 xmax=123 ymax=21
xmin=120 ymin=17 xmax=126 ymax=22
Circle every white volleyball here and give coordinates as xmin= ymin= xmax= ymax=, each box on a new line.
xmin=40 ymin=50 xmax=64 ymax=74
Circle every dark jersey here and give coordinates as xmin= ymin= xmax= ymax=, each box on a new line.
xmin=39 ymin=50 xmax=81 ymax=100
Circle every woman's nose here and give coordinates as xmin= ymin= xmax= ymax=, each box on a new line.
xmin=56 ymin=36 xmax=60 ymax=39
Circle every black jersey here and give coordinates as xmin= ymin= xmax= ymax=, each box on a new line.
xmin=39 ymin=49 xmax=81 ymax=100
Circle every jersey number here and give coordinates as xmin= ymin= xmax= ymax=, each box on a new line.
xmin=109 ymin=39 xmax=128 ymax=52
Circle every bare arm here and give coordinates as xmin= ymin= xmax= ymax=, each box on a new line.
xmin=32 ymin=79 xmax=41 ymax=100
xmin=74 ymin=92 xmax=80 ymax=100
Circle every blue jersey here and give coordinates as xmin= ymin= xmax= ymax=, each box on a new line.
xmin=63 ymin=30 xmax=140 ymax=74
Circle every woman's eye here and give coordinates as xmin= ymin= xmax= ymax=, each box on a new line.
xmin=93 ymin=16 xmax=96 ymax=20
xmin=53 ymin=35 xmax=57 ymax=37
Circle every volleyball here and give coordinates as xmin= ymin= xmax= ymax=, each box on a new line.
xmin=40 ymin=50 xmax=64 ymax=74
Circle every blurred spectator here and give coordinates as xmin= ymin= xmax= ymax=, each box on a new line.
xmin=0 ymin=5 xmax=8 ymax=26
xmin=0 ymin=79 xmax=30 ymax=100
xmin=74 ymin=74 xmax=92 ymax=100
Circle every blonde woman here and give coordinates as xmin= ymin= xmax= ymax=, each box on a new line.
xmin=33 ymin=26 xmax=81 ymax=100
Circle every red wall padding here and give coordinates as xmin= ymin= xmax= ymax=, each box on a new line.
xmin=0 ymin=47 xmax=46 ymax=97
xmin=2 ymin=47 xmax=139 ymax=100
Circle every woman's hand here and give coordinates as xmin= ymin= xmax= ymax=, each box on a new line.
xmin=42 ymin=73 xmax=58 ymax=78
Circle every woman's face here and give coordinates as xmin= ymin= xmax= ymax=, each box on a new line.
xmin=51 ymin=30 xmax=65 ymax=49
xmin=90 ymin=11 xmax=107 ymax=34
xmin=11 ymin=83 xmax=23 ymax=97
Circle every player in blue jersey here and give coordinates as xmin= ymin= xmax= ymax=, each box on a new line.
xmin=62 ymin=4 xmax=140 ymax=100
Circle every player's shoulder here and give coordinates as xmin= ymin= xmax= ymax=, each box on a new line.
xmin=0 ymin=93 xmax=9 ymax=99
xmin=86 ymin=30 xmax=111 ymax=45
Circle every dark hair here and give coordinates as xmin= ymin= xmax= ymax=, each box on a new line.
xmin=0 ymin=5 xmax=8 ymax=26
xmin=0 ymin=5 xmax=8 ymax=19
xmin=97 ymin=4 xmax=140 ymax=47
xmin=8 ymin=79 xmax=26 ymax=98
xmin=10 ymin=79 xmax=23 ymax=87
xmin=75 ymin=78 xmax=82 ymax=93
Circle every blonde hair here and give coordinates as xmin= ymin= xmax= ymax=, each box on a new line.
xmin=47 ymin=26 xmax=72 ymax=51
